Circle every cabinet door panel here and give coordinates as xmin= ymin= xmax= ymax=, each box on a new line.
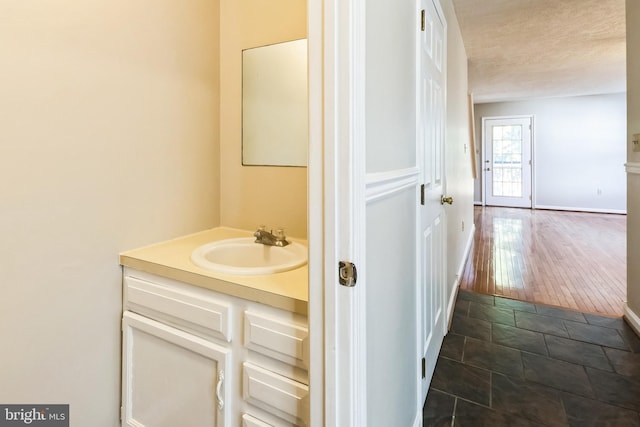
xmin=122 ymin=312 xmax=231 ymax=427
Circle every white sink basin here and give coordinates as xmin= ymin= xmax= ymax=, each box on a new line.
xmin=191 ymin=237 xmax=307 ymax=275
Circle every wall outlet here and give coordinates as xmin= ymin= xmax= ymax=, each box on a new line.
xmin=597 ymin=188 xmax=602 ymax=196
xmin=634 ymin=134 xmax=640 ymax=152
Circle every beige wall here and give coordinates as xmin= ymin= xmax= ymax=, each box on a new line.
xmin=441 ymin=0 xmax=475 ymax=301
xmin=627 ymin=0 xmax=640 ymax=318
xmin=0 ymin=0 xmax=220 ymax=424
xmin=219 ymin=0 xmax=308 ymax=239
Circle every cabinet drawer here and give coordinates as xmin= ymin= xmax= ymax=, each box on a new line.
xmin=243 ymin=363 xmax=309 ymax=426
xmin=244 ymin=311 xmax=308 ymax=369
xmin=242 ymin=414 xmax=273 ymax=427
xmin=125 ymin=275 xmax=231 ymax=341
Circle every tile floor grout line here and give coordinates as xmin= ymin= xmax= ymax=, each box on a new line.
xmin=460 ymin=336 xmax=467 ymax=362
xmin=615 ymin=327 xmax=633 ymax=352
xmin=488 ymin=368 xmax=493 ymax=411
xmin=542 ymin=331 xmax=551 ymax=358
xmin=451 ymin=397 xmax=457 ymax=427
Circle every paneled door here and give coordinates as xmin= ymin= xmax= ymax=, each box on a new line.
xmin=483 ymin=117 xmax=533 ymax=208
xmin=419 ymin=0 xmax=447 ymax=403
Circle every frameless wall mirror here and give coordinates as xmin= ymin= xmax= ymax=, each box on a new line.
xmin=242 ymin=39 xmax=308 ymax=167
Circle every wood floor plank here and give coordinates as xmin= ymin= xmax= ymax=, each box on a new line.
xmin=459 ymin=207 xmax=627 ymax=316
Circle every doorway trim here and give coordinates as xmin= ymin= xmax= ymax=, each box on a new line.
xmin=481 ymin=115 xmax=535 ymax=208
xmin=307 ymin=0 xmax=368 ymax=423
xmin=306 ymin=0 xmax=324 ymax=423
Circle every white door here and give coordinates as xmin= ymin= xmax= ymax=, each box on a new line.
xmin=483 ymin=117 xmax=533 ymax=208
xmin=419 ymin=0 xmax=447 ymax=402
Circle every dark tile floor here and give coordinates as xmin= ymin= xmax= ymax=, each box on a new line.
xmin=424 ymin=290 xmax=640 ymax=426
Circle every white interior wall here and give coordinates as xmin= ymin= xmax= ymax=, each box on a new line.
xmin=474 ymin=93 xmax=627 ymax=213
xmin=0 ymin=1 xmax=220 ymax=424
xmin=364 ymin=0 xmax=418 ymax=424
xmin=362 ymin=0 xmax=472 ymax=423
xmin=441 ymin=0 xmax=474 ymax=303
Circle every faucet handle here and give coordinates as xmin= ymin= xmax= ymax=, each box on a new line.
xmin=254 ymin=225 xmax=266 ymax=240
xmin=274 ymin=228 xmax=290 ymax=246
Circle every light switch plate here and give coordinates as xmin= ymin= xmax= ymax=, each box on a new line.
xmin=634 ymin=133 xmax=640 ymax=152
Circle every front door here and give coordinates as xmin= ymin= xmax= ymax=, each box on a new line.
xmin=419 ymin=0 xmax=447 ymax=402
xmin=483 ymin=116 xmax=533 ymax=208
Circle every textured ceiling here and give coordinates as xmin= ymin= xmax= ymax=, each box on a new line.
xmin=451 ymin=0 xmax=626 ymax=103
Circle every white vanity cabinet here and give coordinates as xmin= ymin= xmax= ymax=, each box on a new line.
xmin=120 ymin=268 xmax=309 ymax=427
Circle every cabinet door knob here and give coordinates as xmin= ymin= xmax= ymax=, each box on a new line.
xmin=216 ymin=370 xmax=225 ymax=411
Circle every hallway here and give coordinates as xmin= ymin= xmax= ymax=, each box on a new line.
xmin=424 ymin=290 xmax=640 ymax=425
xmin=459 ymin=207 xmax=626 ymax=316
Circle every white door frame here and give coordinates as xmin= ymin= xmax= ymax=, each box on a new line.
xmin=306 ymin=0 xmax=325 ymax=423
xmin=308 ymin=0 xmax=368 ymax=424
xmin=481 ymin=115 xmax=535 ymax=207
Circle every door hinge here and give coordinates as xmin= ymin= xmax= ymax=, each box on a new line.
xmin=120 ymin=406 xmax=124 ymax=421
xmin=420 ymin=184 xmax=425 ymax=205
xmin=421 ymin=358 xmax=426 ymax=379
xmin=421 ymin=9 xmax=425 ymax=31
xmin=338 ymin=261 xmax=357 ymax=287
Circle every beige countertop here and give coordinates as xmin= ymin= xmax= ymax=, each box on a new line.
xmin=120 ymin=227 xmax=309 ymax=315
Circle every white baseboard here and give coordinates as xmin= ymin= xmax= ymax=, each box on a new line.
xmin=624 ymin=304 xmax=640 ymax=336
xmin=446 ymin=282 xmax=459 ymax=331
xmin=473 ymin=200 xmax=483 ymax=206
xmin=534 ymin=205 xmax=626 ymax=215
xmin=446 ymin=224 xmax=475 ymax=329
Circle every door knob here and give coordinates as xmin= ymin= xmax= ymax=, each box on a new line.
xmin=485 ymin=167 xmax=491 ymax=171
xmin=441 ymin=196 xmax=453 ymax=205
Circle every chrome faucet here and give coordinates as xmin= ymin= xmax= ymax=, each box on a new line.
xmin=253 ymin=226 xmax=289 ymax=247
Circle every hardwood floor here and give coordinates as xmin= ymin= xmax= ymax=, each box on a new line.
xmin=460 ymin=207 xmax=627 ymax=316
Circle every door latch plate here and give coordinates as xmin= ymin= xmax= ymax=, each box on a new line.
xmin=338 ymin=261 xmax=357 ymax=287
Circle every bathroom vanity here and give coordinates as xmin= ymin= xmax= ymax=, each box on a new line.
xmin=119 ymin=227 xmax=309 ymax=426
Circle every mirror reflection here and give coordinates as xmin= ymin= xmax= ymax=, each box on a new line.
xmin=242 ymin=39 xmax=308 ymax=167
